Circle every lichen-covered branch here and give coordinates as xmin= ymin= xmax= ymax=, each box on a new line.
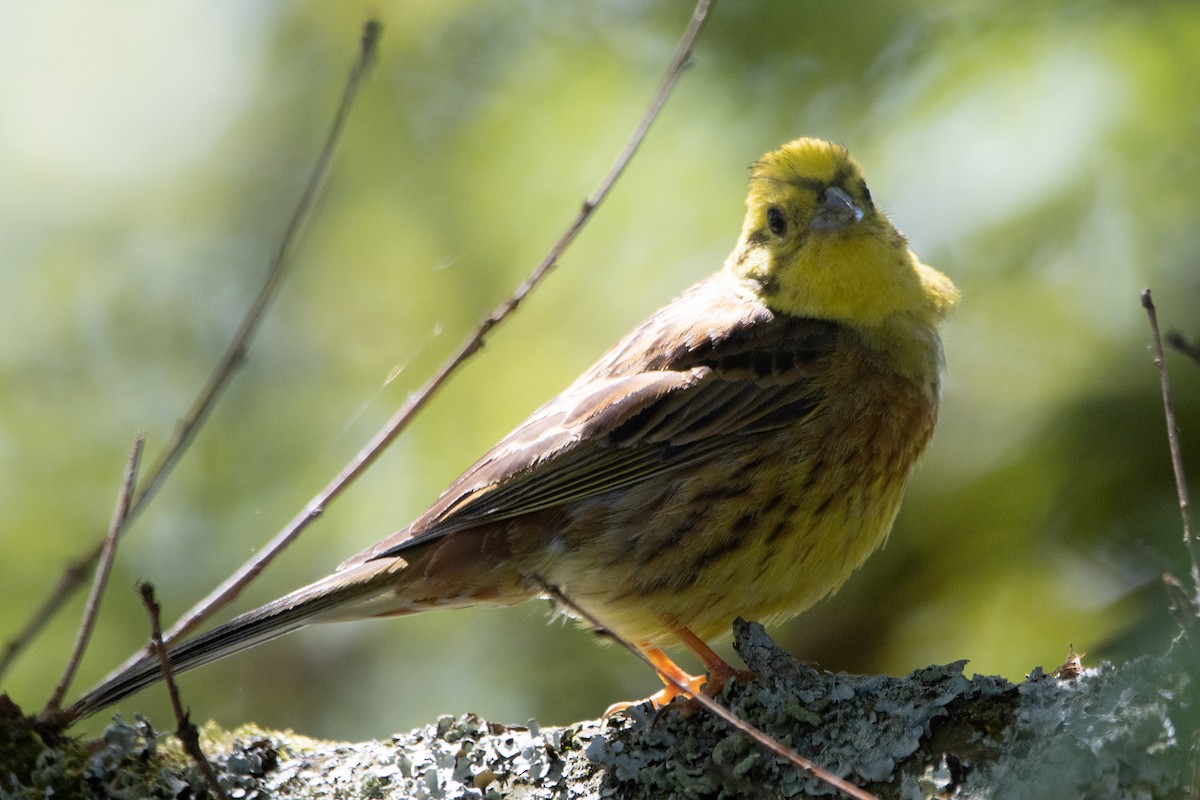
xmin=2 ymin=623 xmax=1194 ymax=799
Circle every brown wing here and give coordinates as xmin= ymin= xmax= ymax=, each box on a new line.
xmin=344 ymin=274 xmax=840 ymax=567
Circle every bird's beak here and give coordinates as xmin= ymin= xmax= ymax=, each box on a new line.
xmin=811 ymin=186 xmax=863 ymax=231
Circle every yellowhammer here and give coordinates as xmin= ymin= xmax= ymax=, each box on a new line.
xmin=67 ymin=137 xmax=958 ymax=722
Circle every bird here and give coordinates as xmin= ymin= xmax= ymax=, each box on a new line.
xmin=65 ymin=137 xmax=958 ymax=723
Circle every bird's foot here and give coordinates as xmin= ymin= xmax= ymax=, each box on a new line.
xmin=602 ymin=640 xmax=755 ymax=718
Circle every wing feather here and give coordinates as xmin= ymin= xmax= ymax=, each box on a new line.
xmin=343 ymin=274 xmax=840 ymax=567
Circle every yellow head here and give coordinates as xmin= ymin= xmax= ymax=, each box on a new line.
xmin=727 ymin=138 xmax=958 ymax=329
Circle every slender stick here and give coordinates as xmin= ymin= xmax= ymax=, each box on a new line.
xmin=132 ymin=20 xmax=383 ymax=520
xmin=535 ymin=580 xmax=878 ymax=800
xmin=1141 ymin=289 xmax=1200 ymax=590
xmin=151 ymin=0 xmax=717 ymax=652
xmin=140 ymin=584 xmax=231 ymax=800
xmin=0 ymin=560 xmax=90 ymax=679
xmin=0 ymin=22 xmax=382 ymax=682
xmin=43 ymin=436 xmax=145 ymax=712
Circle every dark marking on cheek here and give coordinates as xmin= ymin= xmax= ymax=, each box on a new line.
xmin=754 ymin=273 xmax=779 ymax=296
xmin=857 ymin=178 xmax=873 ymax=211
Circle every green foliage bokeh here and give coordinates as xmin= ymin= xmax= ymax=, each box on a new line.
xmin=1 ymin=1 xmax=1197 ymax=741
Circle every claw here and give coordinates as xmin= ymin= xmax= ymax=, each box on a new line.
xmin=603 ymin=669 xmax=707 ymax=717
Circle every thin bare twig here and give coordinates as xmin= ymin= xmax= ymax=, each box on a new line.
xmin=534 ymin=579 xmax=878 ymax=800
xmin=1141 ymin=289 xmax=1200 ymax=593
xmin=43 ymin=436 xmax=145 ymax=713
xmin=0 ymin=21 xmax=382 ymax=682
xmin=140 ymin=583 xmax=231 ymax=800
xmin=150 ymin=0 xmax=717 ymax=652
xmin=0 ymin=562 xmax=89 ymax=679
xmin=133 ymin=19 xmax=382 ymax=520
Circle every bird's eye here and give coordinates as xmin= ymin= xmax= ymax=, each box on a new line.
xmin=766 ymin=206 xmax=787 ymax=237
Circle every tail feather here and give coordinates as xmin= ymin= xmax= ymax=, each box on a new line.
xmin=66 ymin=563 xmax=399 ymax=722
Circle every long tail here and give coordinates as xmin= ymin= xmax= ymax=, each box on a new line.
xmin=65 ymin=562 xmax=401 ymax=723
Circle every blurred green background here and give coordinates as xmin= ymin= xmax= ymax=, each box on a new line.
xmin=2 ymin=1 xmax=1198 ymax=742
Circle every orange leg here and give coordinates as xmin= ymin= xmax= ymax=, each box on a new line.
xmin=673 ymin=626 xmax=741 ymax=690
xmin=603 ymin=626 xmax=751 ymax=717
